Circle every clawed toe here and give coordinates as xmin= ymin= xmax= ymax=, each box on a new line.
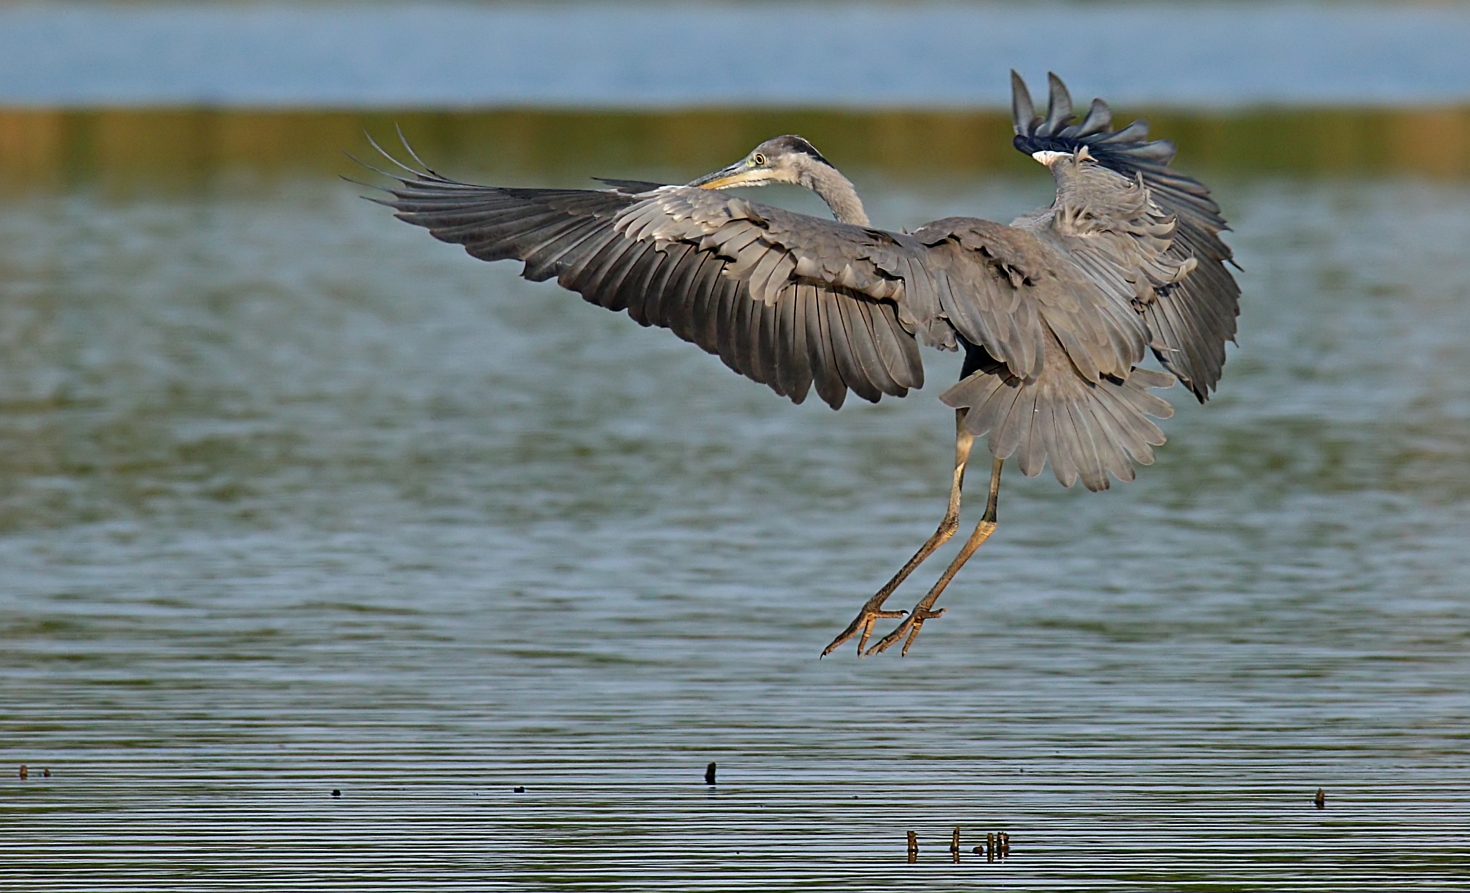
xmin=864 ymin=605 xmax=945 ymax=657
xmin=820 ymin=602 xmax=907 ymax=658
xmin=821 ymin=592 xmax=949 ymax=659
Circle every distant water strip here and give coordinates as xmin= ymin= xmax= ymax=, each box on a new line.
xmin=4 ymin=2 xmax=1470 ymax=109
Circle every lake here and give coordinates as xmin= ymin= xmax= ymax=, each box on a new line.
xmin=3 ymin=33 xmax=1470 ymax=893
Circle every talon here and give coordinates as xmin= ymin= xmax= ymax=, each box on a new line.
xmin=858 ymin=609 xmax=907 ymax=654
xmin=866 ymin=606 xmax=945 ymax=656
xmin=865 ymin=619 xmax=908 ymax=656
xmin=902 ymin=607 xmax=944 ymax=656
xmin=821 ymin=603 xmax=906 ymax=658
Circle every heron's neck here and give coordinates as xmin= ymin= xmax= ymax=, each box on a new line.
xmin=802 ymin=164 xmax=870 ymax=226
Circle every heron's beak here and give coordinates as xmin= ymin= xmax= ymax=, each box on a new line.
xmin=688 ymin=162 xmax=768 ymax=190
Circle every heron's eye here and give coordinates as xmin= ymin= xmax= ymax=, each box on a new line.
xmin=752 ymin=153 xmax=767 ymax=166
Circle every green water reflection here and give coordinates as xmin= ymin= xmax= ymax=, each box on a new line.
xmin=3 ymin=106 xmax=1470 ymax=193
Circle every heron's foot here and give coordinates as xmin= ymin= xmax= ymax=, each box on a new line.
xmin=820 ymin=594 xmax=907 ymax=658
xmin=864 ymin=603 xmax=946 ymax=657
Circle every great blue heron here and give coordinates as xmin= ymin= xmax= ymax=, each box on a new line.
xmin=364 ymin=72 xmax=1239 ymax=657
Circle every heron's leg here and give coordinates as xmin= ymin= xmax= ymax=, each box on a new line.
xmin=866 ymin=456 xmax=1003 ymax=657
xmin=820 ymin=411 xmax=975 ymax=658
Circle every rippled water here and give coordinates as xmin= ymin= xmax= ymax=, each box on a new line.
xmin=3 ymin=118 xmax=1470 ymax=888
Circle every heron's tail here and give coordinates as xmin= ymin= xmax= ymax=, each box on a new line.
xmin=941 ymin=338 xmax=1175 ymax=492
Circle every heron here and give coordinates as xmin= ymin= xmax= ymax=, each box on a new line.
xmin=363 ymin=72 xmax=1239 ymax=657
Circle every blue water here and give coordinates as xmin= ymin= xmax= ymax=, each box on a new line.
xmin=3 ymin=151 xmax=1469 ymax=888
xmin=4 ymin=2 xmax=1470 ymax=108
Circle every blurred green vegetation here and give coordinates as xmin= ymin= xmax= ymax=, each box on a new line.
xmin=2 ymin=105 xmax=1469 ymax=193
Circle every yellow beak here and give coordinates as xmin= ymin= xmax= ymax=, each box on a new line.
xmin=688 ymin=165 xmax=768 ymax=190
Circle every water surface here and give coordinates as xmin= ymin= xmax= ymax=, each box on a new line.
xmin=2 ymin=112 xmax=1469 ymax=889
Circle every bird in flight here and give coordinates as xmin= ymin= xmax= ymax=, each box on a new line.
xmin=362 ymin=72 xmax=1240 ymax=657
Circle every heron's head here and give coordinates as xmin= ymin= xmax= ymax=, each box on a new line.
xmin=688 ymin=135 xmax=837 ymax=191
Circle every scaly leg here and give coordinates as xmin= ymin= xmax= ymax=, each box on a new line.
xmin=866 ymin=455 xmax=1003 ymax=657
xmin=820 ymin=411 xmax=975 ymax=658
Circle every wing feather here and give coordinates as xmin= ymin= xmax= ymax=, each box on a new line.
xmin=1038 ymin=394 xmax=1074 ymax=487
xmin=496 ymin=216 xmax=604 ymax=277
xmin=616 ymin=242 xmax=667 ymax=325
xmin=821 ymin=290 xmax=878 ymax=402
xmin=1062 ymin=396 xmax=1108 ymax=492
xmin=845 ymin=299 xmax=901 ymax=396
xmin=582 ymin=238 xmax=648 ymax=314
xmin=803 ymin=285 xmax=845 ymax=409
xmin=757 ymin=298 xmax=781 ymax=391
xmin=773 ymin=286 xmax=807 ymax=401
xmin=644 ymin=241 xmax=696 ymax=334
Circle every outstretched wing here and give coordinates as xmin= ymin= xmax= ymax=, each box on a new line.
xmin=1011 ymin=71 xmax=1240 ymax=401
xmin=368 ymin=152 xmax=928 ymax=409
